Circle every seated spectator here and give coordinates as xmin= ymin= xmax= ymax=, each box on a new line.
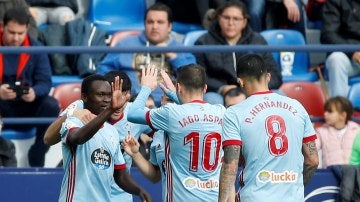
xmin=156 ymin=0 xmax=226 ymax=29
xmin=0 ymin=0 xmax=38 ymax=39
xmin=0 ymin=114 xmax=17 ymax=167
xmin=97 ymin=3 xmax=195 ymax=105
xmin=321 ymin=0 xmax=360 ymax=97
xmin=195 ymin=1 xmax=282 ymax=105
xmin=316 ymin=96 xmax=360 ymax=168
xmin=350 ymin=131 xmax=360 ymax=165
xmin=223 ymin=86 xmax=246 ymax=108
xmin=0 ymin=8 xmax=60 ymax=167
xmin=243 ymin=0 xmax=305 ymax=36
xmin=26 ymin=0 xmax=78 ymax=26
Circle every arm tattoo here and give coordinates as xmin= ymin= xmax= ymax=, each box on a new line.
xmin=223 ymin=145 xmax=241 ymax=164
xmin=219 ymin=145 xmax=241 ymax=202
xmin=303 ymin=141 xmax=318 ymax=185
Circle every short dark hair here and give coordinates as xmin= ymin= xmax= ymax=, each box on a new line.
xmin=176 ymin=64 xmax=206 ymax=91
xmin=104 ymin=70 xmax=132 ymax=92
xmin=145 ymin=2 xmax=173 ymax=23
xmin=236 ymin=54 xmax=267 ymax=81
xmin=3 ymin=7 xmax=31 ymax=26
xmin=215 ymin=0 xmax=250 ymax=20
xmin=224 ymin=87 xmax=245 ymax=99
xmin=324 ymin=96 xmax=353 ymax=122
xmin=81 ymin=74 xmax=108 ymax=95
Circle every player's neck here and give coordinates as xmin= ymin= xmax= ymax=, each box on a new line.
xmin=180 ymin=93 xmax=203 ymax=104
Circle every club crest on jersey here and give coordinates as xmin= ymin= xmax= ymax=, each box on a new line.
xmin=91 ymin=147 xmax=111 ymax=170
xmin=183 ymin=177 xmax=219 ymax=190
xmin=257 ymin=170 xmax=298 ymax=183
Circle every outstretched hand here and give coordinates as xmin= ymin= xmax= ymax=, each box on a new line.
xmin=122 ymin=135 xmax=140 ymax=157
xmin=283 ymin=0 xmax=300 ymax=22
xmin=111 ymin=76 xmax=130 ymax=110
xmin=141 ymin=65 xmax=158 ymax=91
xmin=159 ymin=69 xmax=176 ymax=94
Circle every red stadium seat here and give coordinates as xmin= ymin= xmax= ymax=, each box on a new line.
xmin=280 ymin=82 xmax=326 ymax=118
xmin=52 ymin=82 xmax=82 ymax=112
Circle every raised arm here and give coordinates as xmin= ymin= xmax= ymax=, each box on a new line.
xmin=68 ymin=77 xmax=129 ymax=145
xmin=302 ymin=140 xmax=319 ymax=185
xmin=122 ymin=136 xmax=161 ymax=183
xmin=44 ymin=109 xmax=96 ymax=146
xmin=218 ymin=145 xmax=241 ymax=202
xmin=128 ymin=66 xmax=159 ymax=124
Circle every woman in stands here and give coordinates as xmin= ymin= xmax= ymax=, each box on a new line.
xmin=194 ymin=1 xmax=282 ymax=105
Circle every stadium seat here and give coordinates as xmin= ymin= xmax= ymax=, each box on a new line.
xmin=348 ymin=83 xmax=360 ymax=110
xmin=51 ymin=75 xmax=82 ymax=87
xmin=52 ymin=82 xmax=82 ymax=111
xmin=87 ymin=0 xmax=146 ymax=34
xmin=183 ymin=30 xmax=207 ymax=46
xmin=279 ymin=82 xmax=326 ymax=118
xmin=172 ymin=22 xmax=204 ymax=35
xmin=110 ymin=30 xmax=141 ymax=47
xmin=260 ymin=29 xmax=318 ymax=82
xmin=2 ymin=128 xmax=36 ymax=167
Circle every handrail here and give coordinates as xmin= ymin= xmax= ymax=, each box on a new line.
xmin=0 ymin=44 xmax=359 ymax=54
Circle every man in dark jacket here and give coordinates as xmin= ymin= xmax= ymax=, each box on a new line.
xmin=0 ymin=8 xmax=60 ymax=167
xmin=195 ymin=1 xmax=282 ymax=104
xmin=320 ymin=0 xmax=360 ymax=97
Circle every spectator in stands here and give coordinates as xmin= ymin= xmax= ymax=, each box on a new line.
xmin=0 ymin=114 xmax=17 ymax=167
xmin=0 ymin=0 xmax=38 ymax=39
xmin=316 ymin=96 xmax=360 ymax=168
xmin=0 ymin=8 xmax=60 ymax=167
xmin=156 ymin=0 xmax=226 ymax=29
xmin=320 ymin=0 xmax=360 ymax=97
xmin=350 ymin=131 xmax=360 ymax=165
xmin=26 ymin=0 xmax=78 ymax=26
xmin=243 ymin=0 xmax=306 ymax=36
xmin=97 ymin=3 xmax=195 ymax=105
xmin=194 ymin=1 xmax=282 ymax=105
xmin=223 ymin=86 xmax=246 ymax=108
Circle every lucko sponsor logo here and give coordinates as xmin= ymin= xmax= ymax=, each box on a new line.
xmin=183 ymin=177 xmax=219 ymax=190
xmin=257 ymin=170 xmax=298 ymax=183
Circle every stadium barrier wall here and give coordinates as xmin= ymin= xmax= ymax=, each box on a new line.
xmin=0 ymin=167 xmax=339 ymax=202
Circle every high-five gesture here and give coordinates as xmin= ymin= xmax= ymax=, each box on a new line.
xmin=111 ymin=76 xmax=130 ymax=110
xmin=141 ymin=65 xmax=158 ymax=91
xmin=159 ymin=69 xmax=176 ymax=94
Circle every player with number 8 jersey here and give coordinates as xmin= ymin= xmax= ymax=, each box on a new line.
xmin=128 ymin=64 xmax=227 ymax=202
xmin=219 ymin=54 xmax=319 ymax=202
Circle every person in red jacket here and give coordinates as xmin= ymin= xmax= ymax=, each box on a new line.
xmin=0 ymin=7 xmax=60 ymax=167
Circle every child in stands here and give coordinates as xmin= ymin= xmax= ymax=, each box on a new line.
xmin=316 ymin=96 xmax=360 ymax=168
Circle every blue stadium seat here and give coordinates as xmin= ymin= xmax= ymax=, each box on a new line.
xmin=2 ymin=128 xmax=36 ymax=140
xmin=51 ymin=75 xmax=82 ymax=87
xmin=349 ymin=76 xmax=360 ymax=86
xmin=172 ymin=22 xmax=204 ymax=35
xmin=348 ymin=83 xmax=360 ymax=110
xmin=87 ymin=0 xmax=146 ymax=34
xmin=260 ymin=29 xmax=318 ymax=82
xmin=183 ymin=30 xmax=207 ymax=46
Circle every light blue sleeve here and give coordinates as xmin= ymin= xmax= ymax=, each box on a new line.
xmin=166 ymin=91 xmax=180 ymax=104
xmin=222 ymin=107 xmax=242 ymax=147
xmin=60 ymin=116 xmax=83 ymax=144
xmin=127 ymin=86 xmax=152 ymax=125
xmin=59 ymin=100 xmax=84 ymax=117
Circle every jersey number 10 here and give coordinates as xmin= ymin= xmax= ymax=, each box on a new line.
xmin=184 ymin=132 xmax=222 ymax=172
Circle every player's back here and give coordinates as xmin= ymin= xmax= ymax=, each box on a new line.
xmin=228 ymin=92 xmax=316 ymax=202
xmin=150 ymin=101 xmax=225 ymax=201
